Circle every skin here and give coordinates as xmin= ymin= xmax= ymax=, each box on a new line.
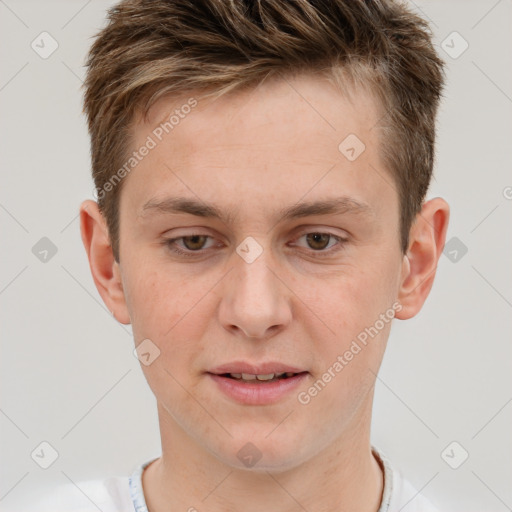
xmin=80 ymin=73 xmax=449 ymax=512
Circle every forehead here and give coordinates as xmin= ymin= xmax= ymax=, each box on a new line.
xmin=142 ymin=73 xmax=381 ymax=149
xmin=124 ymin=73 xmax=392 ymax=219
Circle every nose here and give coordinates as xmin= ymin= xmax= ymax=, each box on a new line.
xmin=218 ymin=249 xmax=292 ymax=340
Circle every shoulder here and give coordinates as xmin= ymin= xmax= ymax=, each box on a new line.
xmin=375 ymin=448 xmax=440 ymax=512
xmin=389 ymin=473 xmax=440 ymax=512
xmin=20 ymin=475 xmax=133 ymax=512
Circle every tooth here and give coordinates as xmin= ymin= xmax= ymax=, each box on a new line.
xmin=256 ymin=373 xmax=275 ymax=381
xmin=229 ymin=372 xmax=296 ymax=381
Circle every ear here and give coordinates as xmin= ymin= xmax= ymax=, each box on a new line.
xmin=395 ymin=197 xmax=450 ymax=320
xmin=79 ymin=200 xmax=131 ymax=324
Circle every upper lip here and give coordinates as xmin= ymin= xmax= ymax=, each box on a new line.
xmin=208 ymin=361 xmax=306 ymax=375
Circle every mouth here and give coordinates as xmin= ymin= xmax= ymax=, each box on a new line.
xmin=215 ymin=371 xmax=307 ymax=383
xmin=208 ymin=361 xmax=307 ymax=376
xmin=206 ymin=365 xmax=309 ymax=405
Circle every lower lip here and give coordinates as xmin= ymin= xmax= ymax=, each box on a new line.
xmin=207 ymin=372 xmax=309 ymax=405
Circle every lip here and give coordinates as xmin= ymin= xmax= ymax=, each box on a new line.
xmin=207 ymin=371 xmax=309 ymax=406
xmin=209 ymin=361 xmax=306 ymax=375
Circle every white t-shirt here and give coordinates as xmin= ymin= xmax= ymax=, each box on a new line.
xmin=23 ymin=448 xmax=439 ymax=512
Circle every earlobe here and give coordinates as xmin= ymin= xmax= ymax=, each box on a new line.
xmin=395 ymin=197 xmax=450 ymax=320
xmin=79 ymin=200 xmax=131 ymax=325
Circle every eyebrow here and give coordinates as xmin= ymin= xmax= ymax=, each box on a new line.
xmin=140 ymin=196 xmax=374 ymax=225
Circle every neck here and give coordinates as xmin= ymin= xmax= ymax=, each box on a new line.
xmin=143 ymin=402 xmax=384 ymax=512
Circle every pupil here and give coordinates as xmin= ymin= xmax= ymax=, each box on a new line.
xmin=183 ymin=235 xmax=206 ymax=250
xmin=307 ymin=233 xmax=329 ymax=250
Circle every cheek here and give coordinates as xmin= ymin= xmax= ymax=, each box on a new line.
xmin=124 ymin=263 xmax=222 ymax=378
xmin=291 ymin=256 xmax=399 ymax=373
xmin=123 ymin=264 xmax=199 ymax=345
xmin=124 ymin=267 xmax=211 ymax=408
xmin=294 ymin=269 xmax=395 ymax=425
xmin=299 ymin=268 xmax=393 ymax=335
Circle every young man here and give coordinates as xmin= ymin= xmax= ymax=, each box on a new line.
xmin=45 ymin=0 xmax=449 ymax=510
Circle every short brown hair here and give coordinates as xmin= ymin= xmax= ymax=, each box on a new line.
xmin=83 ymin=0 xmax=445 ymax=262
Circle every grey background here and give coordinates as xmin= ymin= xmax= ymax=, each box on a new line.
xmin=1 ymin=1 xmax=511 ymax=510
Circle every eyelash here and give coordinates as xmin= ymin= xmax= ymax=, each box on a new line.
xmin=163 ymin=232 xmax=348 ymax=258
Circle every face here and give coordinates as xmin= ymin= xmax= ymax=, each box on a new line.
xmin=114 ymin=74 xmax=406 ymax=470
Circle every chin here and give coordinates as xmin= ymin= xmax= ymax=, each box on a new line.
xmin=213 ymin=432 xmax=309 ymax=473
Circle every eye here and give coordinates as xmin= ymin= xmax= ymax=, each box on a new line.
xmin=163 ymin=231 xmax=348 ymax=259
xmin=164 ymin=234 xmax=217 ymax=256
xmin=293 ymin=232 xmax=347 ymax=254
